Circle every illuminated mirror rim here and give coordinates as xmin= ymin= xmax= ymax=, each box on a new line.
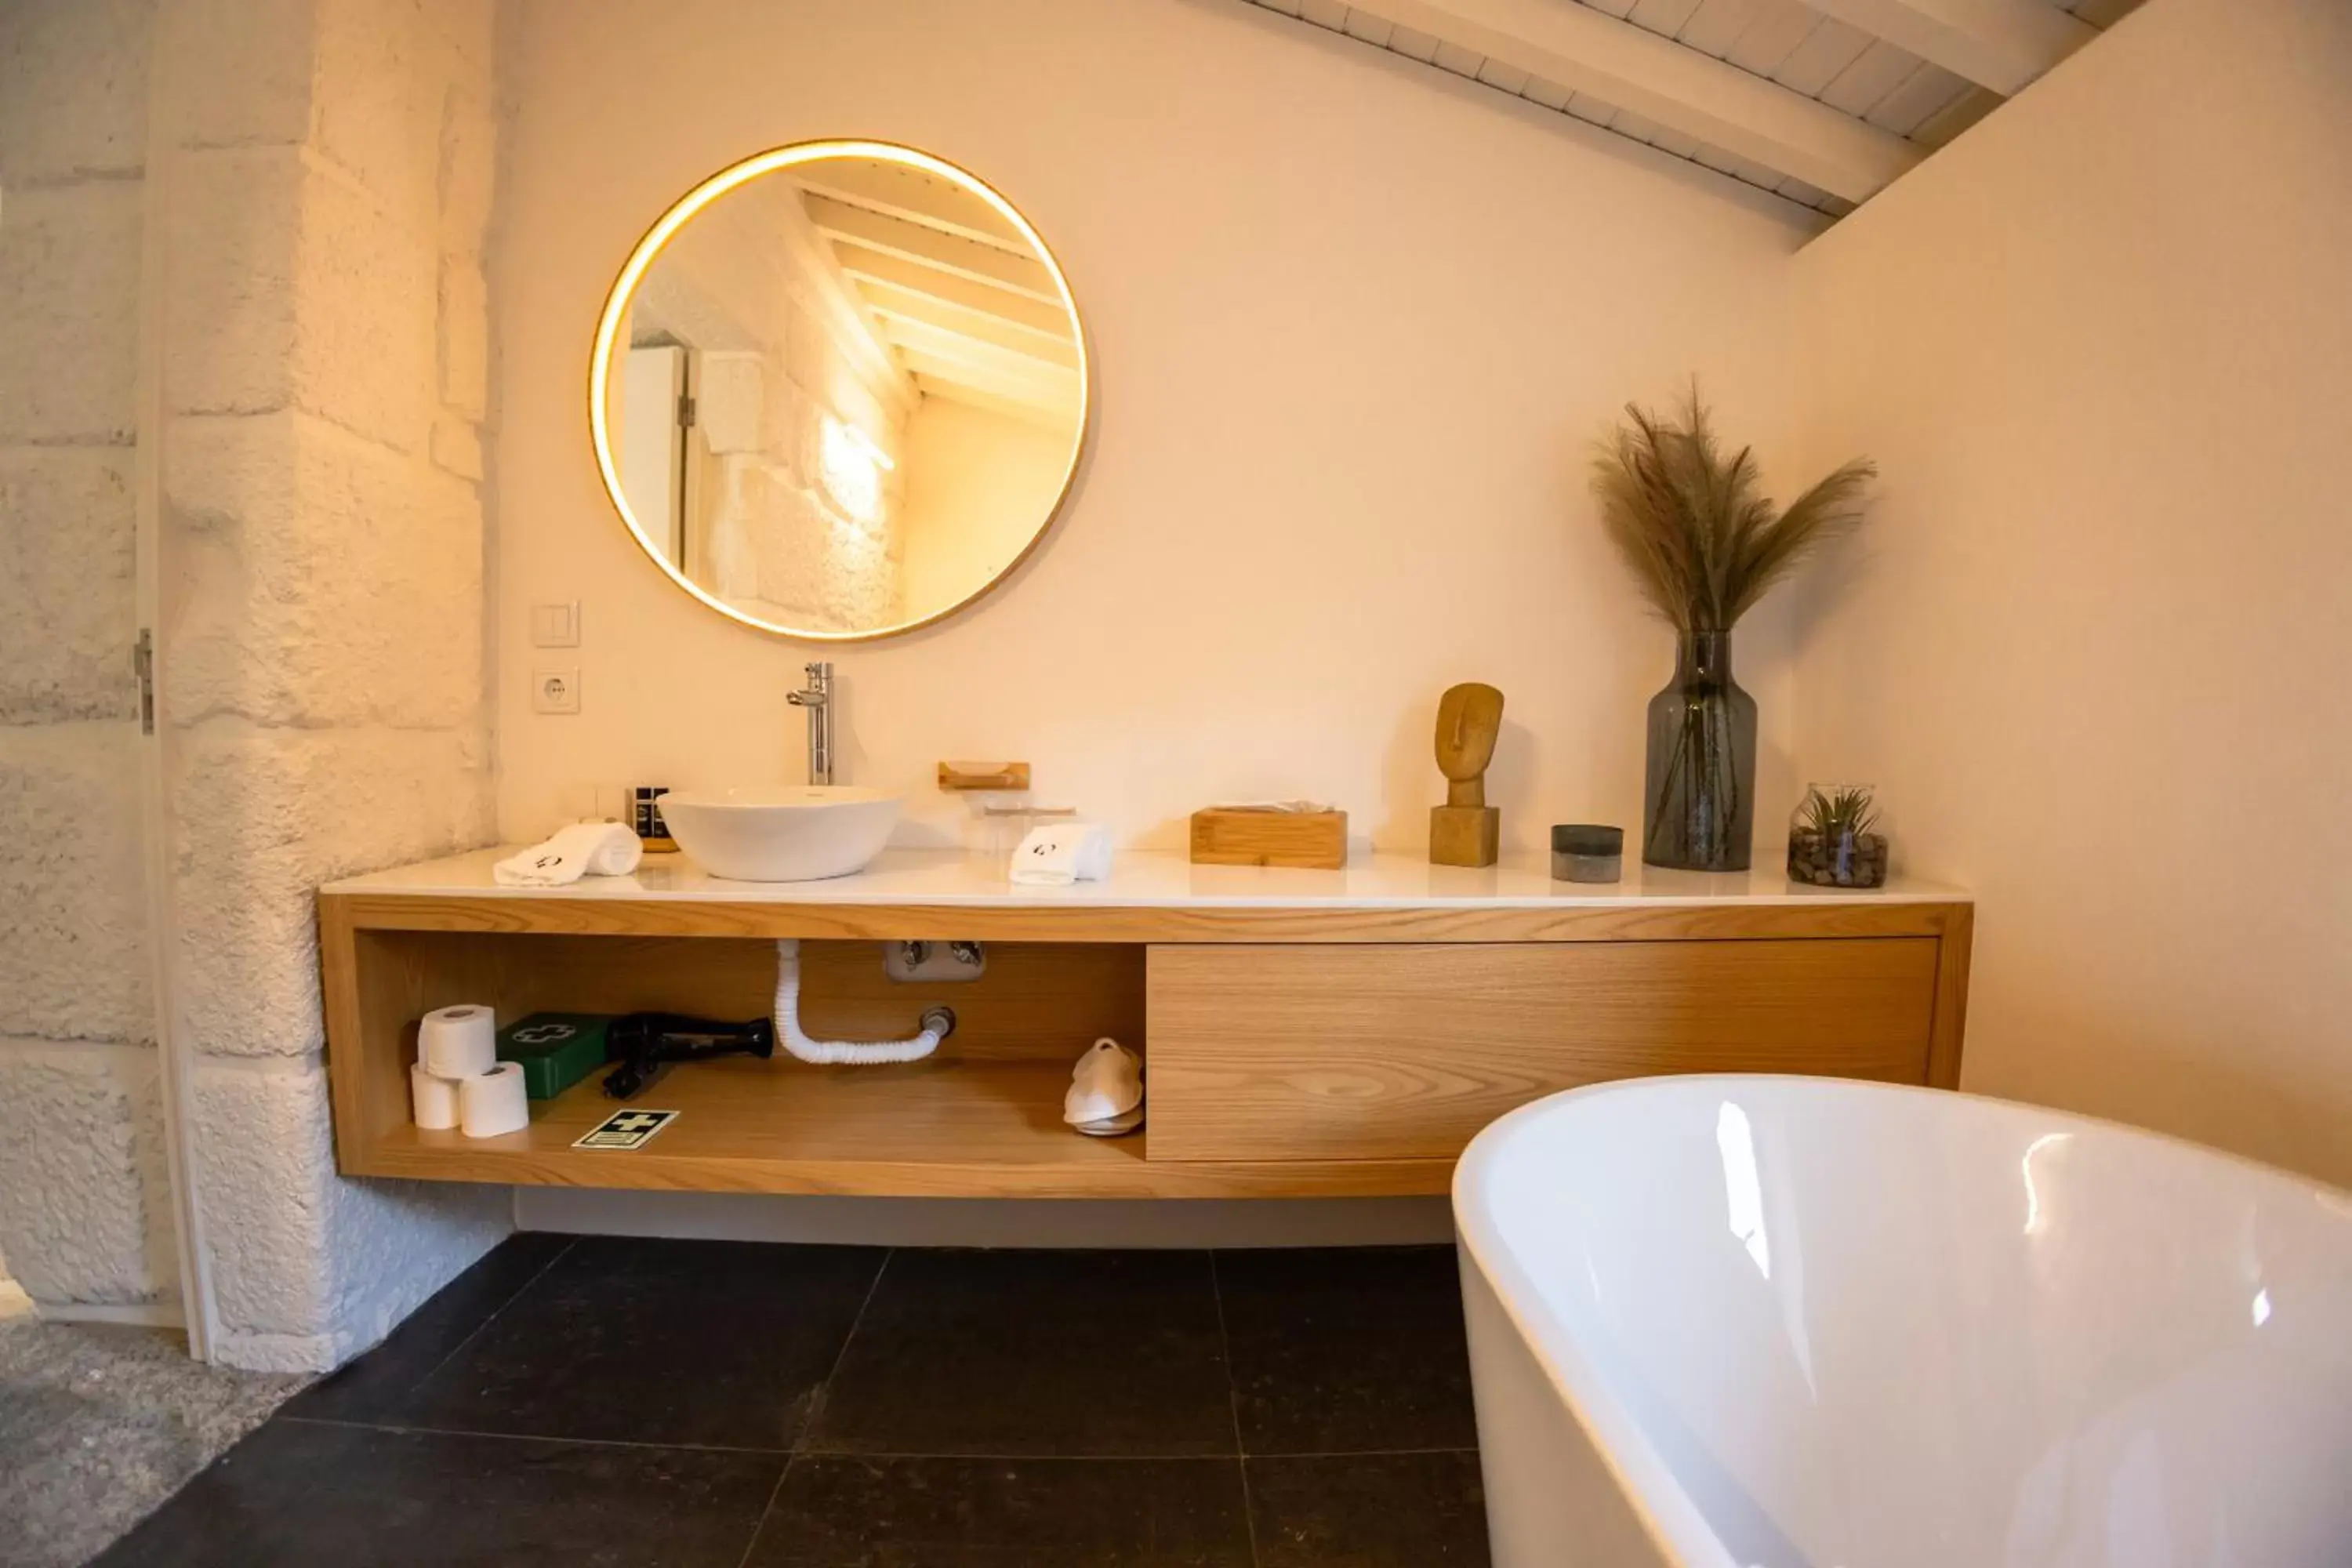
xmin=587 ymin=139 xmax=1091 ymax=643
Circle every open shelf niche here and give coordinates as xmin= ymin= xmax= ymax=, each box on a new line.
xmin=332 ymin=929 xmax=1447 ymax=1198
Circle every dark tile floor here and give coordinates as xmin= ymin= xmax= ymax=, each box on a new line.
xmin=92 ymin=1236 xmax=1490 ymax=1567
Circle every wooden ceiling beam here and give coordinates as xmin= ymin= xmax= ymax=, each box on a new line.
xmin=833 ymin=247 xmax=1079 ymax=343
xmin=805 ymin=195 xmax=1061 ymax=303
xmin=1348 ymin=0 xmax=1921 ymax=201
xmin=866 ymin=299 xmax=1082 ymax=371
xmin=1800 ymin=0 xmax=2096 ymax=96
xmin=895 ymin=337 xmax=1080 ymax=402
xmin=912 ymin=374 xmax=1080 ymax=432
xmin=878 ymin=319 xmax=1083 ymax=399
xmin=793 ymin=161 xmax=1029 ymax=250
xmin=858 ymin=281 xmax=1079 ymax=365
xmin=897 ymin=347 xmax=1080 ymax=418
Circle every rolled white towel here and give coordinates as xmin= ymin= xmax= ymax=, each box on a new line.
xmin=1009 ymin=821 xmax=1113 ymax=885
xmin=494 ymin=821 xmax=644 ymax=887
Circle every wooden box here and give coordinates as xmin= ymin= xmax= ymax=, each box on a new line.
xmin=1189 ymin=808 xmax=1348 ymax=870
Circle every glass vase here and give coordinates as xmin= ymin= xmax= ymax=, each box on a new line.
xmin=1642 ymin=631 xmax=1757 ymax=872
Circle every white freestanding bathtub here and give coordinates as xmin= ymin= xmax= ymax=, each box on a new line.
xmin=1454 ymin=1076 xmax=2352 ymax=1567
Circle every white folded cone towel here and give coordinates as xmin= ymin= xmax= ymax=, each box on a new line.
xmin=1010 ymin=821 xmax=1114 ymax=885
xmin=1064 ymin=1037 xmax=1143 ymax=1127
xmin=494 ymin=821 xmax=644 ymax=887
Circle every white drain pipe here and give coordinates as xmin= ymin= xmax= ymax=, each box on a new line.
xmin=773 ymin=938 xmax=953 ymax=1064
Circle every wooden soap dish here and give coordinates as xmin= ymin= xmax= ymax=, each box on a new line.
xmin=939 ymin=761 xmax=1031 ymax=791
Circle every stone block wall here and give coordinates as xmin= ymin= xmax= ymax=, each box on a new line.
xmin=153 ymin=0 xmax=508 ymax=1370
xmin=1 ymin=0 xmax=512 ymax=1363
xmin=729 ymin=361 xmax=906 ymax=630
xmin=0 ymin=0 xmax=177 ymax=1310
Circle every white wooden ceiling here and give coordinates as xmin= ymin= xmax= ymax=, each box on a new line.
xmin=1243 ymin=0 xmax=2140 ymax=215
xmin=794 ymin=161 xmax=1083 ymax=428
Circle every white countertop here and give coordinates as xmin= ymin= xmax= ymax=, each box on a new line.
xmin=326 ymin=847 xmax=1967 ymax=909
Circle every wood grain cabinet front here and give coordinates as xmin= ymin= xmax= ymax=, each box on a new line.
xmin=319 ymin=852 xmax=1969 ymax=1197
xmin=1145 ymin=939 xmax=1942 ymax=1163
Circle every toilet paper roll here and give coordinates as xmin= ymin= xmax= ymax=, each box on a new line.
xmin=459 ymin=1061 xmax=530 ymax=1139
xmin=419 ymin=1004 xmax=496 ymax=1078
xmin=409 ymin=1062 xmax=460 ymax=1131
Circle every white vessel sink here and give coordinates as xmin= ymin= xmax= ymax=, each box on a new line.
xmin=657 ymin=786 xmax=901 ymax=882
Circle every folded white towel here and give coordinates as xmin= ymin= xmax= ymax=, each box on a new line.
xmin=1009 ymin=821 xmax=1113 ymax=885
xmin=1065 ymin=1037 xmax=1143 ymax=1127
xmin=494 ymin=821 xmax=644 ymax=887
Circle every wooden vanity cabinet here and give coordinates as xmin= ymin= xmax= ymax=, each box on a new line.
xmin=319 ymin=865 xmax=1969 ymax=1200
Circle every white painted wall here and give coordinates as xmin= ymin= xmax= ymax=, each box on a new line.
xmin=0 ymin=0 xmax=178 ymax=1314
xmin=897 ymin=397 xmax=1074 ymax=625
xmin=492 ymin=0 xmax=1820 ymax=853
xmin=1790 ymin=0 xmax=2352 ymax=1186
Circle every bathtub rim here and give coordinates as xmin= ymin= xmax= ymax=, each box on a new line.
xmin=1450 ymin=1073 xmax=2352 ymax=1568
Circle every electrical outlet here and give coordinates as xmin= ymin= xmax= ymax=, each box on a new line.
xmin=532 ymin=666 xmax=581 ymax=715
xmin=884 ymin=940 xmax=987 ymax=982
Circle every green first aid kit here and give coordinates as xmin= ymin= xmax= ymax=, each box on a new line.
xmin=494 ymin=1013 xmax=614 ymax=1100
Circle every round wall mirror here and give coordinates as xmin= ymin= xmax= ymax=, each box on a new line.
xmin=589 ymin=141 xmax=1088 ymax=641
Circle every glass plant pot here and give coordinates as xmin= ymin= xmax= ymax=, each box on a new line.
xmin=1786 ymin=782 xmax=1889 ymax=888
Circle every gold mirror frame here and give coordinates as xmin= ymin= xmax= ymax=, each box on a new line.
xmin=587 ymin=140 xmax=1091 ymax=642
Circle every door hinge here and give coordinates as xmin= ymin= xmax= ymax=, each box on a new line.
xmin=677 ymin=393 xmax=696 ymax=430
xmin=132 ymin=629 xmax=155 ymax=735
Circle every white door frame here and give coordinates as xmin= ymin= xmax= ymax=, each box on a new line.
xmin=134 ymin=44 xmax=220 ymax=1359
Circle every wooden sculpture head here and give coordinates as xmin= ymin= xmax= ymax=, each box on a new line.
xmin=1434 ymin=682 xmax=1504 ymax=800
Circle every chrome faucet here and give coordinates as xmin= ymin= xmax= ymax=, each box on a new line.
xmin=786 ymin=661 xmax=834 ymax=786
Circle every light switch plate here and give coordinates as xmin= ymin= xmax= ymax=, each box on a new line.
xmin=532 ymin=666 xmax=581 ymax=715
xmin=530 ymin=601 xmax=581 ymax=648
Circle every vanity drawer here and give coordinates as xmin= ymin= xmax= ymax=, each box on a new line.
xmin=1145 ymin=939 xmax=1938 ymax=1163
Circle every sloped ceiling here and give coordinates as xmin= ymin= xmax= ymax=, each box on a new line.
xmin=793 ymin=161 xmax=1083 ymax=430
xmin=1242 ymin=0 xmax=2141 ymax=215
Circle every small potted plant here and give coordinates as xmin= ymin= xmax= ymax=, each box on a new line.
xmin=1787 ymin=783 xmax=1889 ymax=888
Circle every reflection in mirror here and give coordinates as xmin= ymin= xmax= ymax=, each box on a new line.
xmin=593 ymin=143 xmax=1087 ymax=640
